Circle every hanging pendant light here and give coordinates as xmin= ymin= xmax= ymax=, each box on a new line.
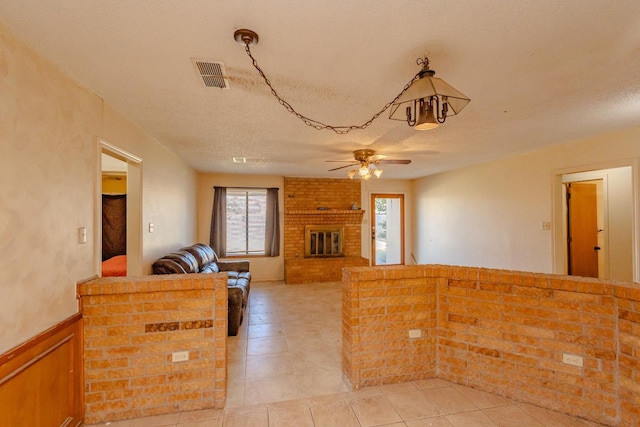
xmin=389 ymin=57 xmax=470 ymax=130
xmin=234 ymin=29 xmax=470 ymax=134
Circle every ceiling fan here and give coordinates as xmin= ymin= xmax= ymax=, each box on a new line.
xmin=327 ymin=149 xmax=411 ymax=179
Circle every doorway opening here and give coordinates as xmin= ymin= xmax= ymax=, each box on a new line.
xmin=98 ymin=140 xmax=143 ymax=276
xmin=371 ymin=194 xmax=405 ymax=265
xmin=554 ymin=165 xmax=634 ymax=282
xmin=101 ymin=153 xmax=128 ymax=276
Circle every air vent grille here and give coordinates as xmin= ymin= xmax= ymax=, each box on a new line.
xmin=191 ymin=59 xmax=230 ymax=89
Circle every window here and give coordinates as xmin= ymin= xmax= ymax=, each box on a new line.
xmin=211 ymin=186 xmax=279 ymax=258
xmin=226 ymin=189 xmax=267 ymax=256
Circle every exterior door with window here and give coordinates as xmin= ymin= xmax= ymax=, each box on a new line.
xmin=371 ymin=194 xmax=404 ymax=265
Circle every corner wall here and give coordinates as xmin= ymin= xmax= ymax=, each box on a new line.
xmin=0 ymin=20 xmax=197 ymax=354
xmin=413 ymin=127 xmax=640 ymax=281
xmin=342 ymin=265 xmax=640 ymax=426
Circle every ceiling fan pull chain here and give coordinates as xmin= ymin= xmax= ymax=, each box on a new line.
xmin=243 ymin=43 xmax=419 ymax=134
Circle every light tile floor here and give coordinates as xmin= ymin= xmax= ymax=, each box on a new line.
xmin=86 ymin=281 xmax=605 ymax=427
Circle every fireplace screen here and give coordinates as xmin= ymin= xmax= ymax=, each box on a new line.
xmin=305 ymin=225 xmax=345 ymax=257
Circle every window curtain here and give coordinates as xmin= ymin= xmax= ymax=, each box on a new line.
xmin=210 ymin=186 xmax=226 ymax=258
xmin=265 ymin=187 xmax=280 ymax=257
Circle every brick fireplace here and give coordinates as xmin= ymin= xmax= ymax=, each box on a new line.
xmin=284 ymin=177 xmax=369 ymax=284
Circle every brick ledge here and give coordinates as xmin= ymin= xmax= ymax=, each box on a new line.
xmin=285 ymin=209 xmax=365 ymax=215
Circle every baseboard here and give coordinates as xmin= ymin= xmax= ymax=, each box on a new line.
xmin=0 ymin=313 xmax=83 ymax=427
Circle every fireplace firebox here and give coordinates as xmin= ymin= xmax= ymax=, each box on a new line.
xmin=305 ymin=225 xmax=344 ymax=257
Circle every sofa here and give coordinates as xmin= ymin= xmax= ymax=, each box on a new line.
xmin=152 ymin=243 xmax=250 ymax=336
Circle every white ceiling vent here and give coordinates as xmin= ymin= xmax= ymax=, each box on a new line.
xmin=191 ymin=59 xmax=230 ymax=89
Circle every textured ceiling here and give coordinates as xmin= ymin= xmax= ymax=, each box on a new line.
xmin=2 ymin=1 xmax=640 ymax=179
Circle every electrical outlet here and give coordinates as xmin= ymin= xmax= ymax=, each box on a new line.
xmin=562 ymin=353 xmax=583 ymax=367
xmin=409 ymin=329 xmax=422 ymax=339
xmin=171 ymin=351 xmax=189 ymax=362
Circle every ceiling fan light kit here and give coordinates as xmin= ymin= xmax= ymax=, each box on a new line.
xmin=346 ymin=164 xmax=379 ymax=180
xmin=328 ymin=149 xmax=411 ymax=179
xmin=233 ymin=29 xmax=470 ymax=134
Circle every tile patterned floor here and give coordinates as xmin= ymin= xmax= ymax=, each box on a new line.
xmin=86 ymin=281 xmax=605 ymax=427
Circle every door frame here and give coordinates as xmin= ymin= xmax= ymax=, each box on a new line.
xmin=371 ymin=193 xmax=405 ymax=266
xmin=97 ymin=139 xmax=143 ymax=276
xmin=552 ymin=159 xmax=638 ymax=282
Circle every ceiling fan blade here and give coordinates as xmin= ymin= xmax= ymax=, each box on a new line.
xmin=328 ymin=163 xmax=357 ymax=171
xmin=325 ymin=160 xmax=357 ymax=163
xmin=368 ymin=154 xmax=387 ymax=162
xmin=377 ymin=159 xmax=412 ymax=165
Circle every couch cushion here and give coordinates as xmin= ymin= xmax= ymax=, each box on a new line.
xmin=226 ymin=271 xmax=251 ymax=280
xmin=152 ymin=258 xmax=188 ymax=274
xmin=182 ymin=243 xmax=217 ymax=268
xmin=159 ymin=250 xmax=199 ymax=274
xmin=199 ymin=262 xmax=220 ymax=274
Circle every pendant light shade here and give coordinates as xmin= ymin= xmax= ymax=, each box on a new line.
xmin=389 ymin=58 xmax=470 ymax=129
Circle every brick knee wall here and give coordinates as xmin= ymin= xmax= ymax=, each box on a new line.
xmin=78 ymin=274 xmax=228 ymax=424
xmin=342 ymin=264 xmax=640 ymax=426
xmin=342 ymin=266 xmax=438 ymax=388
xmin=614 ymin=285 xmax=640 ymax=425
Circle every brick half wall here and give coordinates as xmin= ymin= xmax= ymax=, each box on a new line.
xmin=342 ymin=264 xmax=640 ymax=426
xmin=78 ymin=274 xmax=228 ymax=424
xmin=342 ymin=266 xmax=438 ymax=388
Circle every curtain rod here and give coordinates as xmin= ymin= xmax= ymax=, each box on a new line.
xmin=214 ymin=186 xmax=279 ymax=190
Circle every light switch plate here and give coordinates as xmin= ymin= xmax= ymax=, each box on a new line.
xmin=78 ymin=227 xmax=87 ymax=244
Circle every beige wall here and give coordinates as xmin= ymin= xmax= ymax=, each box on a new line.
xmin=101 ymin=104 xmax=197 ymax=272
xmin=413 ymin=127 xmax=640 ymax=282
xmin=0 ymin=22 xmax=197 ymax=353
xmin=197 ymin=173 xmax=285 ymax=281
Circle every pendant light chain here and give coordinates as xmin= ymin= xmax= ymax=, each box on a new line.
xmin=243 ymin=43 xmax=420 ymax=134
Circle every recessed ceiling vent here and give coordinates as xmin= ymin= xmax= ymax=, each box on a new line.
xmin=191 ymin=59 xmax=230 ymax=89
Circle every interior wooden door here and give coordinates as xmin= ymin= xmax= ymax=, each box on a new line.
xmin=567 ymin=182 xmax=598 ymax=277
